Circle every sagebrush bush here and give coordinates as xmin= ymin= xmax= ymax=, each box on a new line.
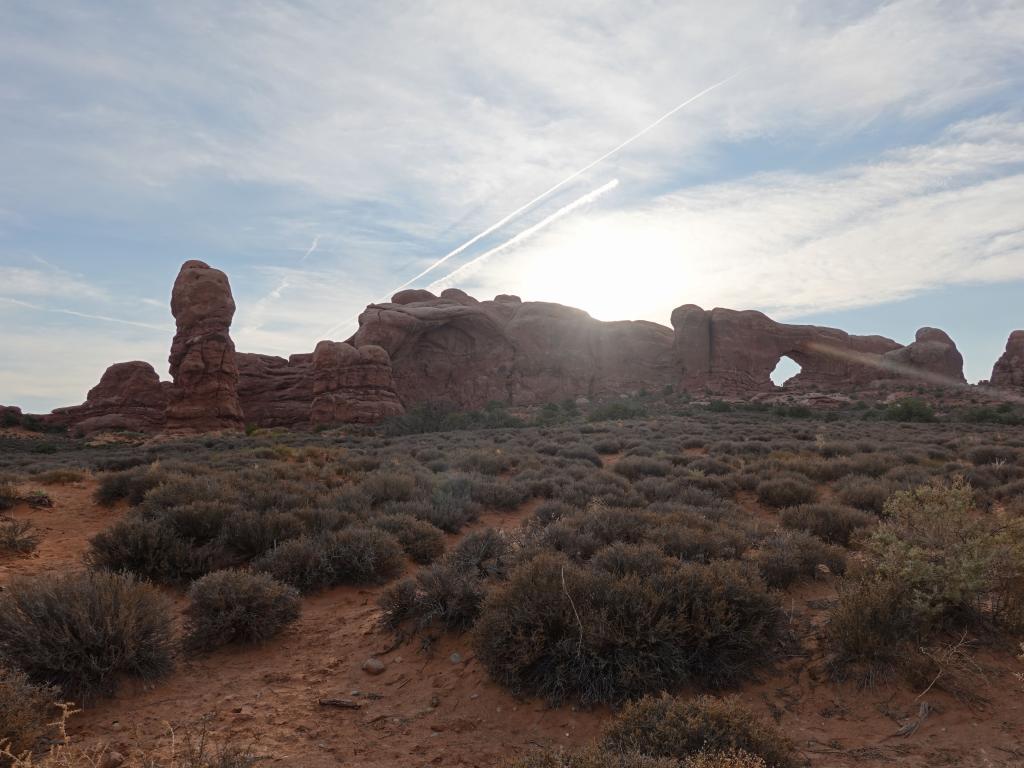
xmin=755 ymin=477 xmax=817 ymax=508
xmin=371 ymin=513 xmax=445 ymax=564
xmin=322 ymin=527 xmax=405 ymax=584
xmin=0 ymin=477 xmax=19 ymax=511
xmin=613 ymin=457 xmax=672 ymax=480
xmin=753 ymin=530 xmax=846 ymax=588
xmin=184 ymin=570 xmax=301 ymax=651
xmin=0 ymin=666 xmax=59 ymax=761
xmin=426 ymin=476 xmax=481 ymax=532
xmin=379 ymin=562 xmax=487 ymax=633
xmin=473 ymin=554 xmax=779 ymax=704
xmin=835 ymin=476 xmax=891 ymax=513
xmin=504 ymin=748 xmax=678 ymax=768
xmin=86 ymin=517 xmax=214 ymax=583
xmin=0 ymin=571 xmax=174 ymax=699
xmin=219 ymin=510 xmax=304 ymax=558
xmin=601 ymin=695 xmax=797 ymax=768
xmin=779 ymin=503 xmax=875 ymax=546
xmin=252 ymin=536 xmax=331 ymax=593
xmin=93 ymin=466 xmax=162 ymax=507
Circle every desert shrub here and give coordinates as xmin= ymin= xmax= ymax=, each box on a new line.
xmin=601 ymin=695 xmax=797 ymax=768
xmin=473 ymin=555 xmax=779 ymax=705
xmin=753 ymin=530 xmax=846 ymax=588
xmin=321 ymin=527 xmax=405 ymax=584
xmin=184 ymin=570 xmax=301 ymax=651
xmin=471 ymin=478 xmax=530 ymax=511
xmin=829 ymin=481 xmax=1024 ymax=674
xmin=834 ymin=476 xmax=891 ymax=513
xmin=534 ymin=500 xmax=573 ymax=526
xmin=156 ymin=500 xmax=233 ymax=544
xmin=448 ymin=528 xmax=514 ymax=578
xmin=0 ymin=477 xmax=19 ymax=511
xmin=0 ymin=518 xmax=40 ymax=555
xmin=360 ymin=471 xmax=420 ymax=506
xmin=779 ymin=503 xmax=876 ymax=546
xmin=86 ymin=518 xmax=213 ymax=583
xmin=93 ymin=467 xmax=162 ymax=507
xmin=880 ymin=398 xmax=935 ymax=423
xmin=0 ymin=667 xmax=59 ymax=761
xmin=379 ymin=562 xmax=487 ymax=633
xmin=504 ymin=748 xmax=678 ymax=768
xmin=592 ymin=439 xmax=623 ymax=455
xmin=560 ymin=444 xmax=604 ymax=467
xmin=252 ymin=536 xmax=332 ymax=593
xmin=968 ymin=446 xmax=1019 ymax=465
xmin=614 ymin=457 xmax=672 ymax=480
xmin=371 ymin=514 xmax=445 ymax=564
xmin=0 ymin=571 xmax=173 ymax=699
xmin=589 ymin=401 xmax=647 ymax=422
xmin=591 ymin=543 xmax=674 ymax=578
xmin=688 ymin=457 xmax=732 ymax=476
xmin=426 ymin=476 xmax=481 ymax=532
xmin=755 ymin=477 xmax=816 ymax=508
xmin=33 ymin=469 xmax=87 ymax=485
xmin=457 ymin=450 xmax=514 ymax=475
xmin=140 ymin=473 xmax=235 ymax=513
xmin=219 ymin=510 xmax=304 ymax=558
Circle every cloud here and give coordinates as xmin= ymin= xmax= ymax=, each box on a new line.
xmin=0 ymin=265 xmax=106 ymax=300
xmin=454 ymin=112 xmax=1024 ymax=324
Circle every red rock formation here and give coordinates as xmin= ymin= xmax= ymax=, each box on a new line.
xmin=0 ymin=405 xmax=23 ymax=425
xmin=165 ymin=260 xmax=245 ymax=432
xmin=46 ymin=362 xmax=168 ymax=435
xmin=351 ymin=292 xmax=676 ymax=409
xmin=991 ymin=331 xmax=1024 ymax=389
xmin=670 ymin=307 xmax=966 ymax=394
xmin=310 ymin=341 xmax=403 ymax=425
xmin=236 ymin=352 xmax=314 ymax=428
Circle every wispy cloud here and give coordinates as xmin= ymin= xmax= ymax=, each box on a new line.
xmin=0 ymin=297 xmax=169 ymax=332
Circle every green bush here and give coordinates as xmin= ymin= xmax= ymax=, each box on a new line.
xmin=473 ymin=554 xmax=779 ymax=705
xmin=601 ymin=695 xmax=797 ymax=768
xmin=0 ymin=571 xmax=174 ymax=699
xmin=184 ymin=570 xmax=301 ymax=651
xmin=880 ymin=398 xmax=935 ymax=423
xmin=426 ymin=476 xmax=481 ymax=532
xmin=834 ymin=476 xmax=891 ymax=513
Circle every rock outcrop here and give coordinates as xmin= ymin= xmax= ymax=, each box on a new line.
xmin=310 ymin=341 xmax=403 ymax=425
xmin=236 ymin=353 xmax=314 ymax=428
xmin=670 ymin=306 xmax=965 ymax=393
xmin=47 ymin=361 xmax=168 ymax=435
xmin=351 ymin=291 xmax=676 ymax=409
xmin=991 ymin=331 xmax=1024 ymax=389
xmin=165 ymin=260 xmax=245 ymax=432
xmin=0 ymin=405 xmax=23 ymax=425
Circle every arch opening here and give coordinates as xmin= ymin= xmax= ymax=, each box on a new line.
xmin=770 ymin=355 xmax=802 ymax=388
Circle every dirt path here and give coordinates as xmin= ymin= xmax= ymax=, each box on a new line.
xmin=2 ymin=482 xmax=1023 ymax=766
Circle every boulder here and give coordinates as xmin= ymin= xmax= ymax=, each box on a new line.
xmin=991 ymin=331 xmax=1024 ymax=389
xmin=881 ymin=327 xmax=966 ymax=384
xmin=47 ymin=361 xmax=167 ymax=435
xmin=165 ymin=260 xmax=245 ymax=432
xmin=392 ymin=289 xmax=437 ymax=305
xmin=310 ymin=341 xmax=404 ymax=425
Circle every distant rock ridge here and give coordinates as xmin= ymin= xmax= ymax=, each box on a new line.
xmin=991 ymin=331 xmax=1024 ymax=390
xmin=29 ymin=261 xmax=984 ymax=434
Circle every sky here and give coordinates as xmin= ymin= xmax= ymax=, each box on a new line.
xmin=1 ymin=1 xmax=1023 ymax=412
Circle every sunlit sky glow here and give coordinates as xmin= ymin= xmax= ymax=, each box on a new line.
xmin=2 ymin=2 xmax=1023 ymax=411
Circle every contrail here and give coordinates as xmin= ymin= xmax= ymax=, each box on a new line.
xmin=317 ymin=179 xmax=619 ymax=341
xmin=382 ymin=73 xmax=738 ymax=295
xmin=1 ymin=297 xmax=168 ymax=331
xmin=300 ymin=235 xmax=320 ymax=262
xmin=428 ymin=179 xmax=619 ymax=291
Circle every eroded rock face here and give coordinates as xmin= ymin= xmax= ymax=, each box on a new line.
xmin=0 ymin=405 xmax=23 ymax=424
xmin=47 ymin=362 xmax=167 ymax=435
xmin=669 ymin=307 xmax=964 ymax=394
xmin=165 ymin=260 xmax=244 ymax=432
xmin=992 ymin=331 xmax=1024 ymax=389
xmin=236 ymin=353 xmax=315 ymax=428
xmin=310 ymin=341 xmax=403 ymax=425
xmin=351 ymin=293 xmax=676 ymax=408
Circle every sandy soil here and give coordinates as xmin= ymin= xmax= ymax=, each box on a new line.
xmin=2 ymin=479 xmax=1023 ymax=767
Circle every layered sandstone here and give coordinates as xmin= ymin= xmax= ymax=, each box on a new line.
xmin=165 ymin=260 xmax=245 ymax=432
xmin=991 ymin=331 xmax=1024 ymax=389
xmin=47 ymin=361 xmax=168 ymax=435
xmin=236 ymin=352 xmax=314 ymax=428
xmin=310 ymin=341 xmax=403 ymax=425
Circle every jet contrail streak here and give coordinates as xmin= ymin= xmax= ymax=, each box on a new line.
xmin=375 ymin=73 xmax=738 ymax=296
xmin=428 ymin=179 xmax=620 ymax=292
xmin=301 ymin=235 xmax=320 ymax=262
xmin=1 ymin=297 xmax=169 ymax=331
xmin=317 ymin=179 xmax=619 ymax=341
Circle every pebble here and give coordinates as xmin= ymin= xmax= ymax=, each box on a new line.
xmin=449 ymin=652 xmax=462 ymax=664
xmin=99 ymin=752 xmax=124 ymax=768
xmin=362 ymin=657 xmax=386 ymax=675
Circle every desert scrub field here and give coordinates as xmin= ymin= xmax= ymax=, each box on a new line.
xmin=0 ymin=397 xmax=1023 ymax=763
